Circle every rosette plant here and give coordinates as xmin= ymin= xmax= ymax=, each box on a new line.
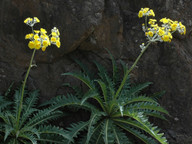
xmin=45 ymin=8 xmax=186 ymax=144
xmin=56 ymin=51 xmax=168 ymax=144
xmin=0 ymin=17 xmax=70 ymax=143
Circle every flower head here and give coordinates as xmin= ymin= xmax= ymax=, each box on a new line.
xmin=25 ymin=29 xmax=60 ymax=51
xmin=24 ymin=17 xmax=40 ymax=27
xmin=25 ymin=18 xmax=61 ymax=51
xmin=139 ymin=8 xmax=186 ymax=45
xmin=138 ymin=8 xmax=155 ymax=18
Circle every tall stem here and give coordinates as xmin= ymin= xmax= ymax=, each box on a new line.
xmin=16 ymin=49 xmax=36 ymax=130
xmin=145 ymin=16 xmax=148 ymax=30
xmin=114 ymin=42 xmax=152 ymax=99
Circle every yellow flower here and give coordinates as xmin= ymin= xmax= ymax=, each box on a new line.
xmin=25 ymin=33 xmax=33 ymax=39
xmin=40 ymin=28 xmax=47 ymax=34
xmin=179 ymin=22 xmax=183 ymax=27
xmin=148 ymin=31 xmax=154 ymax=37
xmin=57 ymin=29 xmax=60 ymax=36
xmin=138 ymin=8 xmax=155 ymax=18
xmin=169 ymin=32 xmax=173 ymax=39
xmin=161 ymin=18 xmax=173 ymax=24
xmin=56 ymin=40 xmax=61 ymax=48
xmin=51 ymin=37 xmax=57 ymax=42
xmin=162 ymin=35 xmax=169 ymax=42
xmin=162 ymin=32 xmax=172 ymax=42
xmin=28 ymin=41 xmax=35 ymax=49
xmin=149 ymin=9 xmax=155 ymax=17
xmin=42 ymin=46 xmax=47 ymax=51
xmin=34 ymin=30 xmax=40 ymax=33
xmin=169 ymin=19 xmax=174 ymax=23
xmin=160 ymin=18 xmax=170 ymax=24
xmin=138 ymin=10 xmax=143 ymax=18
xmin=148 ymin=19 xmax=157 ymax=25
xmin=24 ymin=18 xmax=32 ymax=24
xmin=151 ymin=24 xmax=158 ymax=28
xmin=42 ymin=40 xmax=49 ymax=47
xmin=40 ymin=35 xmax=45 ymax=39
xmin=143 ymin=8 xmax=149 ymax=14
xmin=52 ymin=27 xmax=60 ymax=36
xmin=34 ymin=17 xmax=40 ymax=23
xmin=183 ymin=26 xmax=186 ymax=35
xmin=153 ymin=27 xmax=158 ymax=31
xmin=24 ymin=17 xmax=40 ymax=27
xmin=149 ymin=19 xmax=156 ymax=22
xmin=34 ymin=34 xmax=39 ymax=40
xmin=171 ymin=23 xmax=178 ymax=31
xmin=179 ymin=22 xmax=186 ymax=35
xmin=34 ymin=40 xmax=41 ymax=49
xmin=138 ymin=7 xmax=186 ymax=43
xmin=158 ymin=28 xmax=165 ymax=36
xmin=41 ymin=34 xmax=48 ymax=40
xmin=52 ymin=32 xmax=57 ymax=37
xmin=24 ymin=19 xmax=61 ymax=50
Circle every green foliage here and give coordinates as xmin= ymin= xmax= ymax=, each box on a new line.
xmin=0 ymin=86 xmax=71 ymax=144
xmin=46 ymin=51 xmax=169 ymax=144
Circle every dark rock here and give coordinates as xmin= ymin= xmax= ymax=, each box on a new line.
xmin=1 ymin=0 xmax=192 ymax=143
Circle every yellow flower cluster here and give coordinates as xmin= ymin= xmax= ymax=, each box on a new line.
xmin=138 ymin=8 xmax=155 ymax=18
xmin=24 ymin=17 xmax=61 ymax=51
xmin=138 ymin=8 xmax=186 ymax=44
xmin=24 ymin=17 xmax=40 ymax=27
xmin=160 ymin=18 xmax=186 ymax=35
xmin=51 ymin=27 xmax=61 ymax=48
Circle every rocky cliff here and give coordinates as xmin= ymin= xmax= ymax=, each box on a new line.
xmin=0 ymin=0 xmax=192 ymax=143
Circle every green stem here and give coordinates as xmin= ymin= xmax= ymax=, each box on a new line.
xmin=114 ymin=42 xmax=152 ymax=99
xmin=145 ymin=16 xmax=148 ymax=30
xmin=16 ymin=49 xmax=36 ymax=130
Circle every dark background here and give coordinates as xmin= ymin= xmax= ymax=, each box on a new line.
xmin=0 ymin=0 xmax=192 ymax=143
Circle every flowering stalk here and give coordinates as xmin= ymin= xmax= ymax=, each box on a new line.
xmin=115 ymin=7 xmax=186 ymax=99
xmin=15 ymin=17 xmax=61 ymax=131
xmin=115 ymin=42 xmax=151 ymax=99
xmin=16 ymin=49 xmax=36 ymax=130
xmin=145 ymin=16 xmax=148 ymax=29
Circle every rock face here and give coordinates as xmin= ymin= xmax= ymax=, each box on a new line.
xmin=0 ymin=0 xmax=192 ymax=143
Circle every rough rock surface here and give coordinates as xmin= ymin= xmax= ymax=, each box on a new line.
xmin=0 ymin=0 xmax=192 ymax=143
